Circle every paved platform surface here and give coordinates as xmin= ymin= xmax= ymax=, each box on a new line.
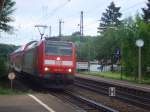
xmin=76 ymin=73 xmax=150 ymax=92
xmin=0 ymin=94 xmax=78 ymax=112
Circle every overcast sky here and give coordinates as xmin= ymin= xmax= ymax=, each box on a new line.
xmin=0 ymin=0 xmax=147 ymax=45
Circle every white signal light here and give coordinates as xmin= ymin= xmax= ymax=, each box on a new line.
xmin=44 ymin=67 xmax=49 ymax=71
xmin=56 ymin=57 xmax=60 ymax=61
xmin=68 ymin=68 xmax=72 ymax=72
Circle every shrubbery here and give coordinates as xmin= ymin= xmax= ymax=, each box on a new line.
xmin=0 ymin=57 xmax=7 ymax=77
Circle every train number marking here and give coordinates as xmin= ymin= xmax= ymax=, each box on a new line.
xmin=55 ymin=60 xmax=62 ymax=65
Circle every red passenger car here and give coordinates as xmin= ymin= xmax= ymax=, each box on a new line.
xmin=10 ymin=38 xmax=76 ymax=87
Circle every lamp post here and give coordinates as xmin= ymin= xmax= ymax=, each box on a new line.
xmin=135 ymin=39 xmax=144 ymax=83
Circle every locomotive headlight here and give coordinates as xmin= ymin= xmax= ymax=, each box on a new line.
xmin=56 ymin=57 xmax=60 ymax=61
xmin=44 ymin=67 xmax=49 ymax=71
xmin=68 ymin=68 xmax=72 ymax=72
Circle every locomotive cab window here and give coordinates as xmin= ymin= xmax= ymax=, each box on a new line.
xmin=45 ymin=42 xmax=72 ymax=56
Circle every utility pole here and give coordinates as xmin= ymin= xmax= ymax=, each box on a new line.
xmin=80 ymin=11 xmax=84 ymax=39
xmin=49 ymin=26 xmax=51 ymax=37
xmin=59 ymin=19 xmax=64 ymax=37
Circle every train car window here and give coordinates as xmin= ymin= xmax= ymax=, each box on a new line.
xmin=45 ymin=42 xmax=72 ymax=56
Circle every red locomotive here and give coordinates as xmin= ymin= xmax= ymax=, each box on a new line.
xmin=10 ymin=38 xmax=76 ymax=88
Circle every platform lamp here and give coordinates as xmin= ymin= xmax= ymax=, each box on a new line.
xmin=135 ymin=39 xmax=144 ymax=83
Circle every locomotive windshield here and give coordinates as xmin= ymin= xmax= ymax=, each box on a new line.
xmin=45 ymin=41 xmax=72 ymax=56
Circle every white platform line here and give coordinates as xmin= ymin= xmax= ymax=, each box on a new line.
xmin=28 ymin=94 xmax=55 ymax=112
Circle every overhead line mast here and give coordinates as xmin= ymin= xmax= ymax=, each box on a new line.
xmin=59 ymin=19 xmax=64 ymax=37
xmin=80 ymin=11 xmax=84 ymax=39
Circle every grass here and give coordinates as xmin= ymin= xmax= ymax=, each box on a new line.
xmin=0 ymin=87 xmax=24 ymax=95
xmin=79 ymin=71 xmax=150 ymax=85
xmin=0 ymin=77 xmax=24 ymax=95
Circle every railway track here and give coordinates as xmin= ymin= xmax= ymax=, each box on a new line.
xmin=75 ymin=77 xmax=150 ymax=110
xmin=51 ymin=90 xmax=118 ymax=112
xmin=14 ymin=73 xmax=149 ymax=111
xmin=15 ymin=73 xmax=118 ymax=112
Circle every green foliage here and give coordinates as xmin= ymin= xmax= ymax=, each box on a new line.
xmin=80 ymin=72 xmax=150 ymax=84
xmin=0 ymin=87 xmax=24 ymax=94
xmin=61 ymin=1 xmax=150 ymax=80
xmin=120 ymin=17 xmax=150 ymax=77
xmin=142 ymin=0 xmax=150 ymax=23
xmin=0 ymin=57 xmax=7 ymax=76
xmin=61 ymin=35 xmax=97 ymax=61
xmin=95 ymin=28 xmax=121 ymax=61
xmin=76 ymin=37 xmax=99 ymax=61
xmin=71 ymin=31 xmax=80 ymax=36
xmin=0 ymin=44 xmax=18 ymax=76
xmin=0 ymin=0 xmax=16 ymax=32
xmin=0 ymin=44 xmax=17 ymax=59
xmin=98 ymin=1 xmax=122 ymax=34
xmin=95 ymin=15 xmax=150 ymax=78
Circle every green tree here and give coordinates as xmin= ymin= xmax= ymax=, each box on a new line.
xmin=95 ymin=28 xmax=121 ymax=64
xmin=142 ymin=0 xmax=150 ymax=22
xmin=98 ymin=1 xmax=122 ymax=34
xmin=116 ymin=16 xmax=150 ymax=78
xmin=0 ymin=0 xmax=16 ymax=32
xmin=0 ymin=57 xmax=7 ymax=76
xmin=0 ymin=44 xmax=18 ymax=76
xmin=71 ymin=31 xmax=80 ymax=37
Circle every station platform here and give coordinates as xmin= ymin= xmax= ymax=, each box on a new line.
xmin=75 ymin=73 xmax=150 ymax=92
xmin=0 ymin=94 xmax=78 ymax=112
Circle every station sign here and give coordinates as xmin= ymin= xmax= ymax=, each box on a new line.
xmin=77 ymin=62 xmax=89 ymax=70
xmin=8 ymin=72 xmax=16 ymax=80
xmin=8 ymin=72 xmax=16 ymax=89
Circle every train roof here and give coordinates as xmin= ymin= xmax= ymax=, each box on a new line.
xmin=10 ymin=38 xmax=74 ymax=55
xmin=11 ymin=41 xmax=38 ymax=54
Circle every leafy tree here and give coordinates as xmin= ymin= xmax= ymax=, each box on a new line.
xmin=142 ymin=0 xmax=150 ymax=22
xmin=95 ymin=28 xmax=121 ymax=66
xmin=0 ymin=57 xmax=7 ymax=76
xmin=98 ymin=1 xmax=122 ymax=34
xmin=0 ymin=44 xmax=18 ymax=76
xmin=96 ymin=15 xmax=150 ymax=77
xmin=0 ymin=0 xmax=16 ymax=32
xmin=72 ymin=31 xmax=80 ymax=36
xmin=110 ymin=16 xmax=150 ymax=78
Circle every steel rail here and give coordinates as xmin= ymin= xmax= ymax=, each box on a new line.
xmin=75 ymin=77 xmax=150 ymax=110
xmin=64 ymin=90 xmax=119 ymax=112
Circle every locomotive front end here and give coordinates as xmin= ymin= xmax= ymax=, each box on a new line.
xmin=41 ymin=40 xmax=76 ymax=86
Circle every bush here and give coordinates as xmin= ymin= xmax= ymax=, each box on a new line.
xmin=0 ymin=57 xmax=7 ymax=77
